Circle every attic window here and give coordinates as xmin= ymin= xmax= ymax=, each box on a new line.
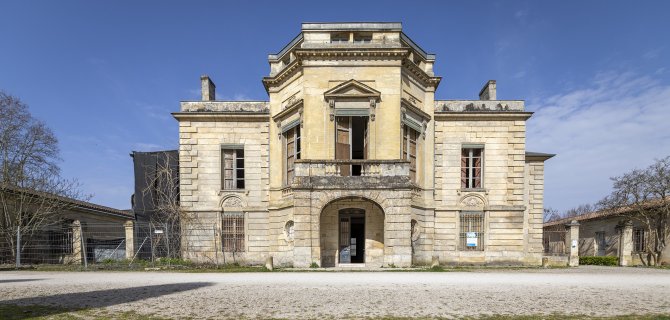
xmin=353 ymin=32 xmax=372 ymax=43
xmin=331 ymin=32 xmax=349 ymax=43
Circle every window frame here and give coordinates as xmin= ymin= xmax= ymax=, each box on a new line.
xmin=221 ymin=145 xmax=245 ymax=190
xmin=283 ymin=126 xmax=301 ymax=186
xmin=461 ymin=146 xmax=484 ymax=190
xmin=459 ymin=211 xmax=485 ymax=251
xmin=402 ymin=124 xmax=419 ymax=182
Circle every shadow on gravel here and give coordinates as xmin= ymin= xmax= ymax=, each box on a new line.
xmin=0 ymin=281 xmax=213 ymax=318
xmin=0 ymin=279 xmax=43 ymax=284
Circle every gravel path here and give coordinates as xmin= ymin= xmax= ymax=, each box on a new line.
xmin=1 ymin=267 xmax=669 ymax=319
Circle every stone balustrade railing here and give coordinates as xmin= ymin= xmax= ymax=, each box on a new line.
xmin=294 ymin=159 xmax=410 ymax=178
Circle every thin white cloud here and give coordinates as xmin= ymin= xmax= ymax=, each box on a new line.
xmin=527 ymin=72 xmax=670 ymax=212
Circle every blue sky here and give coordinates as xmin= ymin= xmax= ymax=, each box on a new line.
xmin=1 ymin=1 xmax=669 ymax=212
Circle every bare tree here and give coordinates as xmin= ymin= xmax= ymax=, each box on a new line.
xmin=564 ymin=203 xmax=595 ymax=219
xmin=140 ymin=151 xmax=189 ymax=259
xmin=543 ymin=207 xmax=561 ymax=222
xmin=0 ymin=91 xmax=87 ymax=259
xmin=598 ymin=156 xmax=670 ymax=266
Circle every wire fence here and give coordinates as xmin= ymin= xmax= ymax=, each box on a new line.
xmin=0 ymin=221 xmax=232 ymax=269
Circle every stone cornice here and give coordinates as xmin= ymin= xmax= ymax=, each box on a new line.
xmin=434 ymin=112 xmax=533 ymax=121
xmin=272 ymin=99 xmax=303 ymax=122
xmin=172 ymin=112 xmax=270 ymax=122
xmin=401 ymin=59 xmax=441 ymax=89
xmin=294 ymin=48 xmax=410 ymax=60
xmin=262 ymin=58 xmax=303 ymax=92
xmin=401 ymin=98 xmax=431 ymax=121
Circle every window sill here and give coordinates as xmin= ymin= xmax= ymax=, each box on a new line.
xmin=219 ymin=189 xmax=248 ymax=195
xmin=459 ymin=188 xmax=487 ymax=194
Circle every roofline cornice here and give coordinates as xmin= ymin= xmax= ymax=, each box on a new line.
xmin=434 ymin=112 xmax=533 ymax=121
xmin=172 ymin=112 xmax=270 ymax=121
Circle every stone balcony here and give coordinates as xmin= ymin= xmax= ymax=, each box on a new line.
xmin=291 ymin=159 xmax=412 ymax=190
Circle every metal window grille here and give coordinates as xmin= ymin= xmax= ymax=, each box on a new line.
xmin=222 ymin=214 xmax=244 ymax=252
xmin=633 ymin=228 xmax=646 ymax=253
xmin=461 ymin=148 xmax=483 ymax=189
xmin=222 ymin=148 xmax=244 ymax=190
xmin=459 ymin=211 xmax=484 ymax=251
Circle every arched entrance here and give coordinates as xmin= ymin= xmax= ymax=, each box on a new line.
xmin=319 ymin=197 xmax=384 ymax=267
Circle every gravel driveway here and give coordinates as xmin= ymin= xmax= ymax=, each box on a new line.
xmin=1 ymin=266 xmax=669 ymax=319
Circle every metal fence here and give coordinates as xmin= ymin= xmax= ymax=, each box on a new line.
xmin=0 ymin=221 xmax=230 ymax=269
xmin=543 ymin=229 xmax=568 ymax=256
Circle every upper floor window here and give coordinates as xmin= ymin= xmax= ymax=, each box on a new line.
xmin=353 ymin=32 xmax=372 ymax=43
xmin=283 ymin=126 xmax=301 ymax=185
xmin=330 ymin=32 xmax=349 ymax=43
xmin=461 ymin=147 xmax=483 ymax=189
xmin=402 ymin=125 xmax=419 ymax=182
xmin=222 ymin=147 xmax=244 ymax=190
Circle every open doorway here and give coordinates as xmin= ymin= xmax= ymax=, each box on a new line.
xmin=338 ymin=209 xmax=365 ymax=264
xmin=335 ymin=116 xmax=368 ymax=176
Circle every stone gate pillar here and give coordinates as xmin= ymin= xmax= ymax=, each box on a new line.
xmin=565 ymin=220 xmax=580 ymax=267
xmin=124 ymin=220 xmax=135 ymax=260
xmin=617 ymin=220 xmax=633 ymax=266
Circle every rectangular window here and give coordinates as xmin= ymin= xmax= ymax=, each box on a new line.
xmin=283 ymin=126 xmax=301 ymax=185
xmin=353 ymin=32 xmax=372 ymax=43
xmin=402 ymin=125 xmax=419 ymax=182
xmin=633 ymin=228 xmax=646 ymax=253
xmin=459 ymin=211 xmax=484 ymax=251
xmin=222 ymin=213 xmax=244 ymax=252
xmin=461 ymin=147 xmax=483 ymax=189
xmin=222 ymin=148 xmax=244 ymax=190
xmin=330 ymin=32 xmax=349 ymax=43
xmin=595 ymin=231 xmax=606 ymax=256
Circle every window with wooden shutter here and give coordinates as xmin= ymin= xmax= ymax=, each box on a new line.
xmin=461 ymin=147 xmax=483 ymax=189
xmin=283 ymin=126 xmax=300 ymax=185
xmin=221 ymin=147 xmax=244 ymax=190
xmin=403 ymin=125 xmax=418 ymax=182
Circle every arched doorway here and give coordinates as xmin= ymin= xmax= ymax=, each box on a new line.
xmin=319 ymin=197 xmax=384 ymax=267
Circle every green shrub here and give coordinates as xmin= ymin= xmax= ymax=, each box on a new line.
xmin=309 ymin=262 xmax=319 ymax=268
xmin=579 ymin=256 xmax=618 ymax=266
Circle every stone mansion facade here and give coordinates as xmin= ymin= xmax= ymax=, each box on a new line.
xmin=173 ymin=23 xmax=553 ymax=267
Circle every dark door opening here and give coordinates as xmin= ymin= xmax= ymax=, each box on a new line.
xmin=338 ymin=209 xmax=365 ymax=264
xmin=335 ymin=116 xmax=368 ymax=176
xmin=350 ymin=217 xmax=365 ymax=263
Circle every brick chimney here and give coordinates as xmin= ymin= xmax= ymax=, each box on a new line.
xmin=201 ymin=75 xmax=216 ymax=101
xmin=478 ymin=80 xmax=496 ymax=100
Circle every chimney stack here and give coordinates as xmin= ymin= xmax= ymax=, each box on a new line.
xmin=478 ymin=80 xmax=496 ymax=100
xmin=201 ymin=75 xmax=216 ymax=101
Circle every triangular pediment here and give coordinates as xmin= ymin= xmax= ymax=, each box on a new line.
xmin=324 ymin=79 xmax=381 ymax=99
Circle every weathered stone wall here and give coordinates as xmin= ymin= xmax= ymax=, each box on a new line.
xmin=432 ymin=113 xmax=536 ymax=265
xmin=525 ymin=161 xmax=546 ymax=264
xmin=176 ymin=107 xmax=271 ymax=264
